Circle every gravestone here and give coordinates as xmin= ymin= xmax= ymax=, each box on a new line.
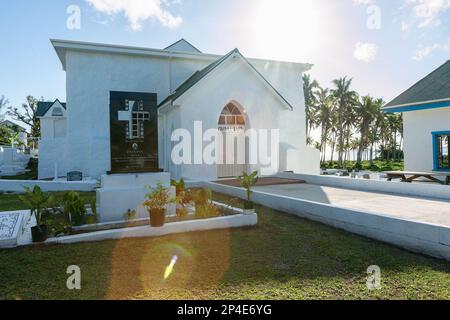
xmin=0 ymin=211 xmax=27 ymax=248
xmin=97 ymin=91 xmax=173 ymax=223
xmin=109 ymin=91 xmax=159 ymax=174
xmin=67 ymin=171 xmax=83 ymax=182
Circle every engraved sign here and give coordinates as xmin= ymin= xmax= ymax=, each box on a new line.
xmin=67 ymin=171 xmax=83 ymax=182
xmin=109 ymin=92 xmax=159 ymax=174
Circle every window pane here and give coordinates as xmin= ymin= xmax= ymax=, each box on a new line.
xmin=226 ymin=116 xmax=236 ymax=125
xmin=236 ymin=116 xmax=245 ymax=125
xmin=437 ymin=134 xmax=450 ymax=169
xmin=231 ymin=106 xmax=241 ymax=115
xmin=52 ymin=107 xmax=64 ymax=117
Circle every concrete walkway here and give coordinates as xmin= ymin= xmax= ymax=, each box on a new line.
xmin=254 ymin=184 xmax=450 ymax=227
xmin=204 ymin=180 xmax=450 ymax=261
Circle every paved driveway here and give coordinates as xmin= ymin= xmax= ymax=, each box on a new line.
xmin=254 ymin=183 xmax=450 ymax=227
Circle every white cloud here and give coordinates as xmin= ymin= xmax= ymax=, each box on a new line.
xmin=85 ymin=0 xmax=182 ymax=30
xmin=352 ymin=0 xmax=373 ymax=5
xmin=412 ymin=39 xmax=450 ymax=60
xmin=353 ymin=42 xmax=378 ymax=62
xmin=405 ymin=0 xmax=450 ymax=28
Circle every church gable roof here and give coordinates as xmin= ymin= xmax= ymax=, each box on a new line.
xmin=159 ymin=49 xmax=293 ymax=110
xmin=36 ymin=99 xmax=66 ymax=117
xmin=164 ymin=39 xmax=202 ymax=54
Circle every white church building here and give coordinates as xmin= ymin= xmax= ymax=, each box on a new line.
xmin=38 ymin=39 xmax=319 ymax=180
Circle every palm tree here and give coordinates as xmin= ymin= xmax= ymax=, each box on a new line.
xmin=302 ymin=74 xmax=319 ymax=138
xmin=385 ymin=113 xmax=403 ymax=161
xmin=331 ymin=77 xmax=357 ymax=167
xmin=355 ymin=96 xmax=379 ymax=167
xmin=367 ymin=99 xmax=384 ymax=166
xmin=342 ymin=97 xmax=358 ymax=163
xmin=315 ymin=86 xmax=334 ymax=162
xmin=328 ymin=112 xmax=339 ymax=164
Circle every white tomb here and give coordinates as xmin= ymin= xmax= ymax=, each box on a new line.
xmin=96 ymin=173 xmax=176 ymax=223
xmin=0 ymin=147 xmax=31 ymax=176
xmin=0 ymin=211 xmax=27 ymax=248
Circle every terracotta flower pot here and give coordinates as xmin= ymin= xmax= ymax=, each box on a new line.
xmin=149 ymin=208 xmax=166 ymax=227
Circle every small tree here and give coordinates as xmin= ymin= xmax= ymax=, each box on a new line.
xmin=19 ymin=186 xmax=55 ymax=227
xmin=0 ymin=96 xmax=7 ymax=142
xmin=237 ymin=171 xmax=259 ymax=210
xmin=7 ymin=95 xmax=40 ymax=139
xmin=0 ymin=95 xmax=8 ymax=115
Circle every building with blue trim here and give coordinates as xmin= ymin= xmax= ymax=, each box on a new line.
xmin=383 ymin=61 xmax=450 ymax=173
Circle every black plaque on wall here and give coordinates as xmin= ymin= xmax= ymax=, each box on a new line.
xmin=109 ymin=91 xmax=159 ymax=174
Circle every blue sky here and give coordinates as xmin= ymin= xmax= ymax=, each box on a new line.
xmin=0 ymin=0 xmax=449 ymax=122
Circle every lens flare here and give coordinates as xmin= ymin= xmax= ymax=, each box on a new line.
xmin=164 ymin=255 xmax=178 ymax=280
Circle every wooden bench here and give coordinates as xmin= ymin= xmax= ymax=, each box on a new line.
xmin=385 ymin=171 xmax=450 ymax=185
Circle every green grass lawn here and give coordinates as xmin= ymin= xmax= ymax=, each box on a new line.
xmin=0 ymin=192 xmax=96 ymax=212
xmin=0 ymin=192 xmax=449 ymax=300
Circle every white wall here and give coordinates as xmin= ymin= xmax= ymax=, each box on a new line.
xmin=161 ymin=55 xmax=319 ymax=180
xmin=64 ymin=51 xmax=213 ymax=179
xmin=38 ymin=138 xmax=67 ymax=179
xmin=38 ymin=102 xmax=68 ymax=179
xmin=53 ymin=47 xmax=317 ymax=180
xmin=403 ymin=106 xmax=450 ymax=172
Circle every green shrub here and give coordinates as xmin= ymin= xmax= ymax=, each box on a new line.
xmin=237 ymin=171 xmax=259 ymax=203
xmin=18 ymin=186 xmax=55 ymax=226
xmin=63 ymin=191 xmax=87 ymax=227
xmin=193 ymin=188 xmax=212 ymax=207
xmin=193 ymin=189 xmax=221 ymax=218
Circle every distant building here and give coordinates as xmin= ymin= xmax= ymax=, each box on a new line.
xmin=384 ymin=60 xmax=450 ymax=172
xmin=36 ymin=99 xmax=67 ymax=179
xmin=0 ymin=120 xmax=28 ymax=146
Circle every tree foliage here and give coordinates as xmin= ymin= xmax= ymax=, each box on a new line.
xmin=7 ymin=95 xmax=40 ymax=138
xmin=304 ymin=74 xmax=404 ymax=169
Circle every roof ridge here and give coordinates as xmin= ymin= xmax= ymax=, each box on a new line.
xmin=158 ymin=48 xmax=293 ymax=110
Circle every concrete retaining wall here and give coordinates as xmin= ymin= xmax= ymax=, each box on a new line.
xmin=0 ymin=179 xmax=98 ymax=193
xmin=203 ymin=181 xmax=450 ymax=261
xmin=277 ymin=172 xmax=450 ymax=201
xmin=47 ymin=213 xmax=258 ymax=245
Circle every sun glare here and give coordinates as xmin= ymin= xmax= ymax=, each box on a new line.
xmin=246 ymin=0 xmax=324 ymax=62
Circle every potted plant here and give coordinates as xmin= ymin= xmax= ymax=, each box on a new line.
xmin=237 ymin=171 xmax=259 ymax=213
xmin=143 ymin=183 xmax=174 ymax=227
xmin=19 ymin=186 xmax=55 ymax=243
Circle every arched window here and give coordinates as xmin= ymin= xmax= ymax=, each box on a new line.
xmin=218 ymin=103 xmax=246 ymax=126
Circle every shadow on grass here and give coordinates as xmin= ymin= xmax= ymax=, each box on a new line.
xmin=0 ymin=200 xmax=449 ymax=300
